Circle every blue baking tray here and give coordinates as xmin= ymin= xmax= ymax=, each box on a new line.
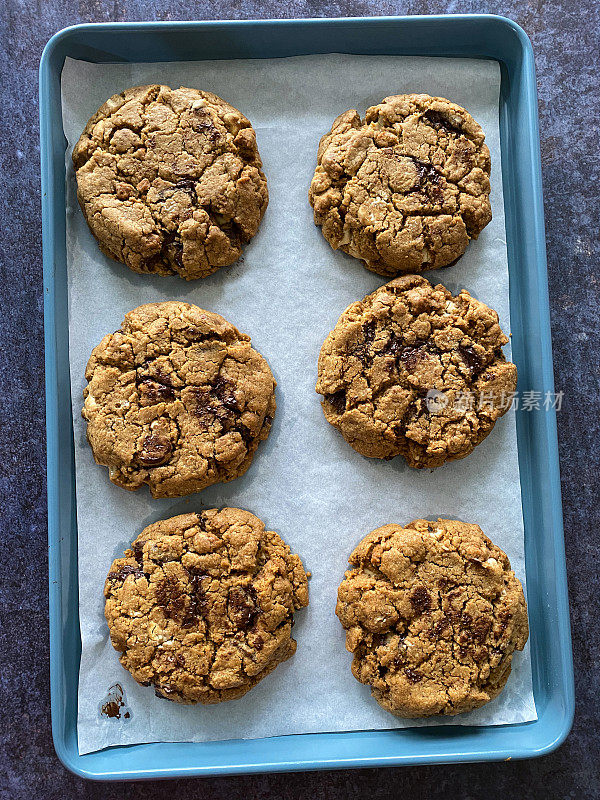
xmin=40 ymin=14 xmax=574 ymax=780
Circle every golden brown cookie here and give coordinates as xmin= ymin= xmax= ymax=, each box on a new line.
xmin=316 ymin=275 xmax=516 ymax=468
xmin=105 ymin=509 xmax=309 ymax=704
xmin=309 ymin=94 xmax=491 ymax=276
xmin=83 ymin=301 xmax=275 ymax=498
xmin=73 ymin=85 xmax=268 ymax=279
xmin=336 ymin=518 xmax=528 ymax=717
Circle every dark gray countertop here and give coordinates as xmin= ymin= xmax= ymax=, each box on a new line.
xmin=1 ymin=1 xmax=598 ymax=797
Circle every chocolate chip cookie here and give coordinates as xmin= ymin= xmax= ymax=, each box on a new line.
xmin=105 ymin=509 xmax=309 ymax=703
xmin=309 ymin=94 xmax=491 ymax=276
xmin=73 ymin=85 xmax=268 ymax=279
xmin=83 ymin=301 xmax=275 ymax=497
xmin=336 ymin=518 xmax=528 ymax=717
xmin=316 ymin=275 xmax=516 ymax=468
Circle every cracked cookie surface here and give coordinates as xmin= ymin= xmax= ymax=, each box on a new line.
xmin=73 ymin=84 xmax=268 ymax=279
xmin=104 ymin=509 xmax=309 ymax=704
xmin=309 ymin=94 xmax=491 ymax=276
xmin=336 ymin=518 xmax=528 ymax=717
xmin=83 ymin=301 xmax=276 ymax=498
xmin=316 ymin=275 xmax=516 ymax=468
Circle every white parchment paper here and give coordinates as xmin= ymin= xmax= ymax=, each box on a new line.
xmin=61 ymin=54 xmax=536 ymax=755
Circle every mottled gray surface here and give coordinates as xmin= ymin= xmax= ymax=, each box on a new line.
xmin=0 ymin=0 xmax=598 ymax=797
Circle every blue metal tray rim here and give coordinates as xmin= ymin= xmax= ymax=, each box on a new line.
xmin=40 ymin=14 xmax=575 ymax=780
